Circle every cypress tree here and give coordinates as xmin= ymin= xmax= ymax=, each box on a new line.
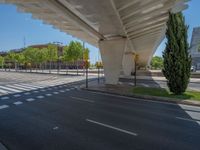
xmin=162 ymin=12 xmax=191 ymax=95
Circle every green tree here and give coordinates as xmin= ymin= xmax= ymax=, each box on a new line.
xmin=23 ymin=47 xmax=36 ymax=72
xmin=162 ymin=12 xmax=191 ymax=95
xmin=47 ymin=44 xmax=58 ymax=73
xmin=151 ymin=56 xmax=163 ymax=69
xmin=0 ymin=56 xmax=4 ymax=69
xmin=67 ymin=41 xmax=83 ymax=75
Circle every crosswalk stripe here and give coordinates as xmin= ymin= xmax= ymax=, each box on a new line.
xmin=19 ymin=83 xmax=44 ymax=88
xmin=0 ymin=89 xmax=10 ymax=94
xmin=6 ymin=85 xmax=28 ymax=91
xmin=13 ymin=84 xmax=37 ymax=90
xmin=0 ymin=85 xmax=21 ymax=93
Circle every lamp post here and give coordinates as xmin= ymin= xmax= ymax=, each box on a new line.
xmin=132 ymin=54 xmax=139 ymax=86
xmin=85 ymin=59 xmax=90 ymax=88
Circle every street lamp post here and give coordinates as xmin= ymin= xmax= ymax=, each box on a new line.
xmin=85 ymin=59 xmax=90 ymax=88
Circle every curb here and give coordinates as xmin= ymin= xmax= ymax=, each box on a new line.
xmin=82 ymin=87 xmax=200 ymax=107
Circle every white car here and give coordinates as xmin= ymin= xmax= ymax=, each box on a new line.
xmin=191 ymin=66 xmax=196 ymax=72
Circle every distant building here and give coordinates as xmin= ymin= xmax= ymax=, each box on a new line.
xmin=190 ymin=27 xmax=200 ymax=70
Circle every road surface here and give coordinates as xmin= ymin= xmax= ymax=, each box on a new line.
xmin=0 ymin=72 xmax=199 ymax=150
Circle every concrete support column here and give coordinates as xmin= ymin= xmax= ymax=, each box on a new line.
xmin=99 ymin=38 xmax=127 ymax=84
xmin=122 ymin=53 xmax=135 ymax=76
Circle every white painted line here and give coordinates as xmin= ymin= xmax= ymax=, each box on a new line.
xmin=88 ymin=91 xmax=179 ymax=106
xmin=6 ymin=85 xmax=29 ymax=91
xmin=1 ymin=97 xmax=9 ymax=100
xmin=24 ymin=92 xmax=31 ymax=95
xmin=176 ymin=117 xmax=200 ymax=123
xmin=0 ymin=89 xmax=10 ymax=94
xmin=53 ymin=126 xmax=59 ymax=130
xmin=26 ymin=98 xmax=35 ymax=102
xmin=0 ymin=105 xmax=9 ymax=110
xmin=14 ymin=84 xmax=36 ymax=90
xmin=46 ymin=94 xmax=52 ymax=96
xmin=20 ymin=83 xmax=44 ymax=89
xmin=13 ymin=94 xmax=21 ymax=97
xmin=37 ymin=96 xmax=44 ymax=99
xmin=53 ymin=92 xmax=59 ymax=94
xmin=86 ymin=119 xmax=137 ymax=136
xmin=13 ymin=101 xmax=23 ymax=105
xmin=71 ymin=96 xmax=94 ymax=103
xmin=0 ymin=85 xmax=21 ymax=92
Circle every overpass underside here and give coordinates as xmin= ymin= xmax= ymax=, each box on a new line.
xmin=0 ymin=0 xmax=189 ymax=84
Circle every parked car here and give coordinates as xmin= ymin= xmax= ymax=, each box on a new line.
xmin=191 ymin=66 xmax=196 ymax=72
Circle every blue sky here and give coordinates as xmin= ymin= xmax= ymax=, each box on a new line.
xmin=0 ymin=0 xmax=199 ymax=63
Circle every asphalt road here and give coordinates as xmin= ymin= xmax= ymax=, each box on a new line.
xmin=0 ymin=81 xmax=200 ymax=150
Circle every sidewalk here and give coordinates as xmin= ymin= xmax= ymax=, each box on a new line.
xmin=120 ymin=75 xmax=200 ymax=83
xmin=81 ymin=80 xmax=200 ymax=107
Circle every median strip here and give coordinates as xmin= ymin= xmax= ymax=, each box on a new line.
xmin=86 ymin=119 xmax=137 ymax=136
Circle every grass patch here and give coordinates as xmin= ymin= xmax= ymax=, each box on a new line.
xmin=132 ymin=87 xmax=200 ymax=101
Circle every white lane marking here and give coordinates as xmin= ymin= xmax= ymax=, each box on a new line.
xmin=53 ymin=92 xmax=59 ymax=94
xmin=53 ymin=126 xmax=59 ymax=130
xmin=176 ymin=116 xmax=200 ymax=123
xmin=59 ymin=90 xmax=65 ymax=93
xmin=71 ymin=96 xmax=94 ymax=103
xmin=20 ymin=83 xmax=44 ymax=89
xmin=0 ymin=105 xmax=9 ymax=110
xmin=37 ymin=96 xmax=44 ymax=99
xmin=0 ymin=85 xmax=21 ymax=92
xmin=14 ymin=101 xmax=23 ymax=105
xmin=6 ymin=85 xmax=29 ymax=91
xmin=14 ymin=84 xmax=36 ymax=90
xmin=14 ymin=94 xmax=21 ymax=97
xmin=1 ymin=97 xmax=9 ymax=100
xmin=24 ymin=92 xmax=31 ymax=95
xmin=88 ymin=91 xmax=179 ymax=106
xmin=0 ymin=89 xmax=10 ymax=94
xmin=46 ymin=94 xmax=52 ymax=96
xmin=86 ymin=119 xmax=137 ymax=136
xmin=26 ymin=98 xmax=35 ymax=102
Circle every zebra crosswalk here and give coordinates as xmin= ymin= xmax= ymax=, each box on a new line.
xmin=0 ymin=80 xmax=76 ymax=96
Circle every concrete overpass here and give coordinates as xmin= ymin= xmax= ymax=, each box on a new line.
xmin=0 ymin=0 xmax=189 ymax=84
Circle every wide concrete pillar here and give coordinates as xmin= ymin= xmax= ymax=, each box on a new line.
xmin=99 ymin=38 xmax=127 ymax=84
xmin=122 ymin=53 xmax=135 ymax=76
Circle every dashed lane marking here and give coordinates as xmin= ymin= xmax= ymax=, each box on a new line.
xmin=13 ymin=101 xmax=23 ymax=105
xmin=37 ymin=96 xmax=44 ymax=99
xmin=24 ymin=92 xmax=31 ymax=95
xmin=53 ymin=92 xmax=59 ymax=94
xmin=13 ymin=94 xmax=21 ymax=97
xmin=46 ymin=94 xmax=52 ymax=96
xmin=0 ymin=105 xmax=9 ymax=110
xmin=26 ymin=98 xmax=35 ymax=102
xmin=1 ymin=97 xmax=9 ymax=100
